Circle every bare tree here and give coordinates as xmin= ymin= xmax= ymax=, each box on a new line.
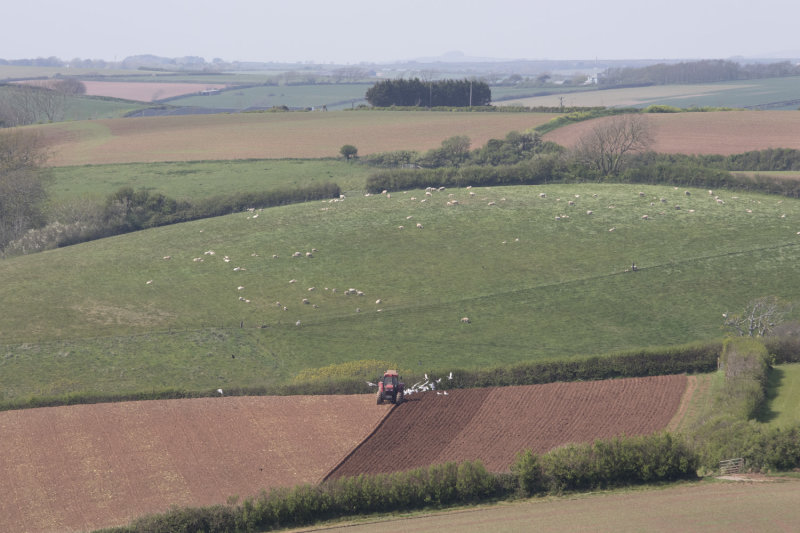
xmin=573 ymin=114 xmax=654 ymax=176
xmin=0 ymin=129 xmax=49 ymax=250
xmin=723 ymin=296 xmax=792 ymax=337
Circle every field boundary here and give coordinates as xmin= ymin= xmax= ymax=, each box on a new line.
xmin=321 ymin=403 xmax=398 ymax=483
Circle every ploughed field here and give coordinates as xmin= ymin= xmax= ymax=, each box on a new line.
xmin=0 ymin=375 xmax=688 ymax=533
xmin=544 ymin=110 xmax=800 ymax=155
xmin=328 ymin=375 xmax=686 ymax=478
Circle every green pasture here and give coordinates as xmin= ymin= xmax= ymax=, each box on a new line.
xmin=759 ymin=363 xmax=800 ymax=428
xmin=166 ymin=83 xmax=371 ymax=110
xmin=2 ymin=183 xmax=800 ymax=401
xmin=649 ymin=77 xmax=800 ymax=110
xmin=47 ymin=159 xmax=372 ymax=204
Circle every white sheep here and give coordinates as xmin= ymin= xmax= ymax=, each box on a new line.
xmin=460 ymin=317 xmax=471 ymax=323
xmin=416 ymin=223 xmax=423 ymax=229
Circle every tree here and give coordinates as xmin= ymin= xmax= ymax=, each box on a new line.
xmin=723 ymin=296 xmax=792 ymax=337
xmin=0 ymin=129 xmax=49 ymax=250
xmin=340 ymin=144 xmax=358 ymax=161
xmin=573 ymin=114 xmax=653 ymax=176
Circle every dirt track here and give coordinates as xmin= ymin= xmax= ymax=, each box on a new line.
xmin=327 ymin=375 xmax=687 ymax=478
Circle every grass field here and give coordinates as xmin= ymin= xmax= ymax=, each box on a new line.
xmin=166 ymin=83 xmax=372 ymax=110
xmin=3 ymin=183 xmax=800 ymax=402
xmin=498 ymin=77 xmax=800 ymax=109
xmin=32 ymin=110 xmax=558 ymax=166
xmin=47 ymin=159 xmax=372 ymax=203
xmin=759 ymin=363 xmax=800 ymax=428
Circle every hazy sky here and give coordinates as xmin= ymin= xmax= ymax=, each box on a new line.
xmin=4 ymin=0 xmax=800 ymax=63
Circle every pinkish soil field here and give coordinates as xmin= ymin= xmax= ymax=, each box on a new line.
xmin=544 ymin=111 xmax=800 ymax=155
xmin=0 ymin=375 xmax=689 ymax=533
xmin=34 ymin=111 xmax=558 ymax=166
xmin=0 ymin=395 xmax=386 ymax=533
xmin=13 ymin=79 xmax=227 ymax=102
xmin=81 ymin=81 xmax=228 ymax=102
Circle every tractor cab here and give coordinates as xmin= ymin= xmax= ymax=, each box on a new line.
xmin=377 ymin=370 xmax=404 ymax=404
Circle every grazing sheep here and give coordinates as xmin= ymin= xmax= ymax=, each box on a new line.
xmin=460 ymin=317 xmax=471 ymax=323
xmin=398 ymin=225 xmax=405 ymax=230
xmin=302 ymin=298 xmax=310 ymax=304
xmin=375 ymin=299 xmax=382 ymax=305
xmin=296 ymin=320 xmax=301 ymax=326
xmin=685 ymin=191 xmax=691 ymax=196
xmin=639 ymin=192 xmax=645 ymax=197
xmin=568 ymin=200 xmax=575 ymax=206
xmin=416 ymin=223 xmax=423 ymax=229
xmin=163 ymin=256 xmax=171 ymax=260
xmin=289 ymin=279 xmax=297 ymax=284
xmin=539 ymin=193 xmax=546 ymax=198
xmin=488 ymin=201 xmax=496 ymax=206
xmin=306 ymin=252 xmax=313 ymax=257
xmin=586 ymin=210 xmax=593 ymax=215
xmin=642 ymin=215 xmax=649 ymax=220
xmin=308 ymin=287 xmax=315 ymax=291
xmin=292 ymin=251 xmax=302 ymax=257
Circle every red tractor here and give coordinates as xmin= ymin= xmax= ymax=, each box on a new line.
xmin=376 ymin=370 xmax=405 ymax=404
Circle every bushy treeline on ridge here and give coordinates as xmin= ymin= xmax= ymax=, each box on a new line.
xmin=3 ymin=181 xmax=340 ymax=254
xmin=600 ymin=59 xmax=800 ymax=86
xmin=365 ymin=78 xmax=491 ymax=107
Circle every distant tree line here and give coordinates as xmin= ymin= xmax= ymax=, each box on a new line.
xmin=601 ymin=59 xmax=800 ymax=86
xmin=365 ymin=78 xmax=491 ymax=107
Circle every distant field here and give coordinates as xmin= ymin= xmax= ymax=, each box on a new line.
xmin=498 ymin=77 xmax=800 ymax=109
xmin=81 ymin=80 xmax=229 ymax=102
xmin=33 ymin=111 xmax=558 ymax=166
xmin=544 ymin=111 xmax=800 ymax=155
xmin=167 ymin=83 xmax=372 ymax=110
xmin=3 ymin=184 xmax=800 ymax=401
xmin=47 ymin=159 xmax=372 ymax=203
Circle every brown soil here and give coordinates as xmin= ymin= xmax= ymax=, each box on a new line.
xmin=0 ymin=395 xmax=387 ymax=533
xmin=327 ymin=374 xmax=687 ymax=478
xmin=35 ymin=112 xmax=557 ymax=166
xmin=544 ymin=111 xmax=800 ymax=155
xmin=0 ymin=375 xmax=688 ymax=532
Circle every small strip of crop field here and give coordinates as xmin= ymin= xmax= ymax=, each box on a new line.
xmin=310 ymin=479 xmax=800 ymax=533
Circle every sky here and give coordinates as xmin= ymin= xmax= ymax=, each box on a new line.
xmin=4 ymin=0 xmax=800 ymax=64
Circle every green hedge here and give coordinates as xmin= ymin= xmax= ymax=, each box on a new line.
xmin=512 ymin=432 xmax=698 ymax=496
xmin=1 ymin=341 xmax=720 ymax=412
